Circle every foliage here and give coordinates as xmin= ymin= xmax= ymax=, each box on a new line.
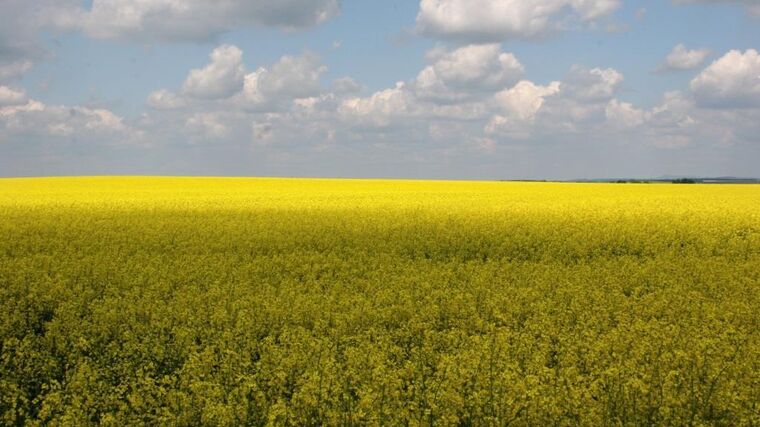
xmin=1 ymin=177 xmax=758 ymax=426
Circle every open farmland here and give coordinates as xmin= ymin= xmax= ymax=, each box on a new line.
xmin=0 ymin=177 xmax=758 ymax=425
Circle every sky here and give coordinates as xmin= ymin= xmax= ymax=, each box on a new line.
xmin=1 ymin=0 xmax=759 ymax=180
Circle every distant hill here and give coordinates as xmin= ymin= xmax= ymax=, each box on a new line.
xmin=565 ymin=177 xmax=760 ymax=184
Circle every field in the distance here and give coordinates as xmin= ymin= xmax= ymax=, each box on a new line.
xmin=1 ymin=177 xmax=758 ymax=425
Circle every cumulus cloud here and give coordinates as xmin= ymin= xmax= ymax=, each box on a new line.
xmin=0 ymin=99 xmax=126 ymax=138
xmin=136 ymin=40 xmax=760 ymax=165
xmin=428 ymin=44 xmax=524 ymax=89
xmin=185 ymin=113 xmax=230 ymax=140
xmin=146 ymin=45 xmax=330 ymax=120
xmin=416 ymin=0 xmax=621 ymax=42
xmin=254 ymin=54 xmax=326 ymax=99
xmin=412 ymin=44 xmax=524 ymax=103
xmin=73 ymin=0 xmax=341 ymax=42
xmin=660 ymin=44 xmax=711 ymax=71
xmin=338 ymin=53 xmax=638 ymax=147
xmin=138 ymin=45 xmax=339 ymax=150
xmin=605 ymin=99 xmax=647 ymax=128
xmin=0 ymin=0 xmax=341 ymax=86
xmin=0 ymin=60 xmax=34 ymax=82
xmin=0 ymin=94 xmax=145 ymax=176
xmin=484 ymin=66 xmax=626 ymax=138
xmin=481 ymin=64 xmax=711 ymax=145
xmin=486 ymin=80 xmax=561 ymax=137
xmin=24 ymin=39 xmax=746 ymax=180
xmin=0 ymin=0 xmax=80 ymax=73
xmin=341 ymin=58 xmax=628 ymax=140
xmin=339 ymin=82 xmax=418 ymax=128
xmin=563 ymin=65 xmax=624 ymax=102
xmin=147 ymin=89 xmax=187 ymax=110
xmin=599 ymin=89 xmax=760 ymax=150
xmin=493 ymin=80 xmax=561 ymax=121
xmin=236 ymin=53 xmax=327 ymax=111
xmin=690 ymin=49 xmax=760 ymax=108
xmin=182 ymin=45 xmax=245 ymax=100
xmin=332 ymin=77 xmax=361 ymax=94
xmin=0 ymin=86 xmax=27 ymax=106
xmin=649 ymin=91 xmax=696 ymax=129
xmin=336 ymin=45 xmax=523 ymax=131
xmin=2 ymin=1 xmax=758 ymax=179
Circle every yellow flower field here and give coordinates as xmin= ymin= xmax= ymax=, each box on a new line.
xmin=1 ymin=177 xmax=758 ymax=425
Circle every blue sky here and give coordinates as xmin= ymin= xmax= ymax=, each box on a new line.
xmin=1 ymin=0 xmax=759 ymax=179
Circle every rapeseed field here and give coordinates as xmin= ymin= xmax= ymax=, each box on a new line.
xmin=1 ymin=177 xmax=758 ymax=425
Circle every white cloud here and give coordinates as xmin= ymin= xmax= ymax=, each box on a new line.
xmin=239 ymin=71 xmax=268 ymax=107
xmin=649 ymin=91 xmax=697 ymax=129
xmin=185 ymin=113 xmax=229 ymax=139
xmin=572 ymin=0 xmax=621 ymax=19
xmin=0 ymin=0 xmax=340 ymax=85
xmin=332 ymin=77 xmax=361 ymax=94
xmin=81 ymin=109 xmax=126 ymax=132
xmin=337 ymin=59 xmax=633 ymax=144
xmin=481 ymin=65 xmax=715 ymax=145
xmin=336 ymin=62 xmax=496 ymax=130
xmin=563 ymin=65 xmax=623 ymax=102
xmin=127 ymin=43 xmax=760 ymax=172
xmin=690 ymin=49 xmax=760 ymax=108
xmin=493 ymin=80 xmax=561 ymax=121
xmin=75 ymin=0 xmax=340 ymax=42
xmin=182 ymin=45 xmax=245 ymax=99
xmin=137 ymin=46 xmax=339 ymax=149
xmin=486 ymin=80 xmax=563 ymax=138
xmin=2 ymin=1 xmax=759 ymax=178
xmin=416 ymin=0 xmax=621 ymax=42
xmin=256 ymin=54 xmax=326 ymax=99
xmin=605 ymin=99 xmax=647 ymax=128
xmin=660 ymin=44 xmax=711 ymax=71
xmin=599 ymin=90 xmax=757 ymax=150
xmin=293 ymin=98 xmax=318 ymax=109
xmin=237 ymin=53 xmax=327 ymax=110
xmin=426 ymin=44 xmax=524 ymax=89
xmin=147 ymin=47 xmax=329 ymax=115
xmin=0 ymin=99 xmax=45 ymax=118
xmin=0 ymin=0 xmax=80 ymax=72
xmin=413 ymin=44 xmax=524 ymax=102
xmin=487 ymin=66 xmax=615 ymax=137
xmin=0 ymin=86 xmax=27 ymax=106
xmin=0 ymin=60 xmax=34 ymax=82
xmin=146 ymin=89 xmax=187 ymax=110
xmin=0 ymin=99 xmax=126 ymax=137
xmin=339 ymin=82 xmax=417 ymax=127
